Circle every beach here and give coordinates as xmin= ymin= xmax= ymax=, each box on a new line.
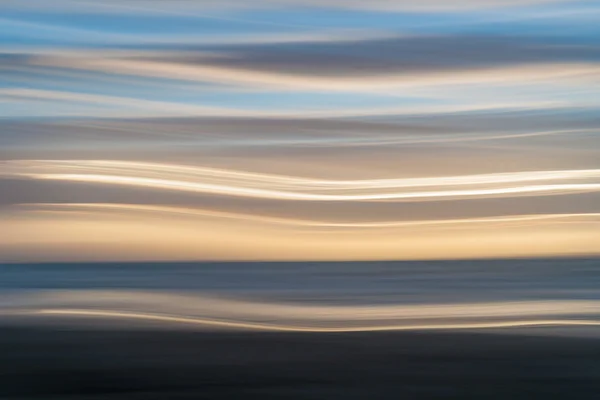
xmin=2 ymin=327 xmax=600 ymax=399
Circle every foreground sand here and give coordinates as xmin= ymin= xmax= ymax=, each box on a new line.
xmin=2 ymin=327 xmax=600 ymax=399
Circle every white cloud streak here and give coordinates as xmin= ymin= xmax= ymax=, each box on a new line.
xmin=5 ymin=160 xmax=600 ymax=202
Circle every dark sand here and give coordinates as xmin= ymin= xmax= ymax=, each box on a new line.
xmin=2 ymin=327 xmax=600 ymax=399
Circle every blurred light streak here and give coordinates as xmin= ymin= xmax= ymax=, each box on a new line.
xmin=26 ymin=309 xmax=600 ymax=332
xmin=30 ymin=58 xmax=600 ymax=93
xmin=0 ymin=89 xmax=567 ymax=119
xmin=5 ymin=158 xmax=600 ymax=201
xmin=20 ymin=203 xmax=600 ymax=230
xmin=28 ymin=174 xmax=600 ymax=201
xmin=279 ymin=128 xmax=598 ymax=147
xmin=6 ymin=160 xmax=600 ymax=187
xmin=4 ymin=291 xmax=600 ymax=321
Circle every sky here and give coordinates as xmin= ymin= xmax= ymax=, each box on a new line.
xmin=1 ymin=0 xmax=599 ymax=262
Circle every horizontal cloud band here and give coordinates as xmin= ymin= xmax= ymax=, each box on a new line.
xmin=5 ymin=160 xmax=600 ymax=202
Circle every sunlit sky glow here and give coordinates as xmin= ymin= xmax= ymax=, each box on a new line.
xmin=1 ymin=0 xmax=599 ymax=262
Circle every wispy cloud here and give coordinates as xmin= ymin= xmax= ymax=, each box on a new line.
xmin=5 ymin=160 xmax=600 ymax=202
xmin=3 ymin=0 xmax=584 ymax=14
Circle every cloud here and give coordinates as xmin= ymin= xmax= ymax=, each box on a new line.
xmin=35 ymin=56 xmax=600 ymax=93
xmin=2 ymin=87 xmax=569 ymax=120
xmin=5 ymin=160 xmax=600 ymax=202
xmin=194 ymin=35 xmax=600 ymax=74
xmin=26 ymin=33 xmax=600 ymax=97
xmin=2 ymin=0 xmax=581 ymax=14
xmin=0 ymin=15 xmax=392 ymax=47
xmin=16 ymin=203 xmax=600 ymax=231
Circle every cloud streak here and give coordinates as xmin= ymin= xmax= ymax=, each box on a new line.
xmin=2 ymin=0 xmax=583 ymax=14
xmin=18 ymin=203 xmax=600 ymax=231
xmin=5 ymin=160 xmax=600 ymax=202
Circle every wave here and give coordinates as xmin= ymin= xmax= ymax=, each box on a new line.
xmin=3 ymin=290 xmax=600 ymax=332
